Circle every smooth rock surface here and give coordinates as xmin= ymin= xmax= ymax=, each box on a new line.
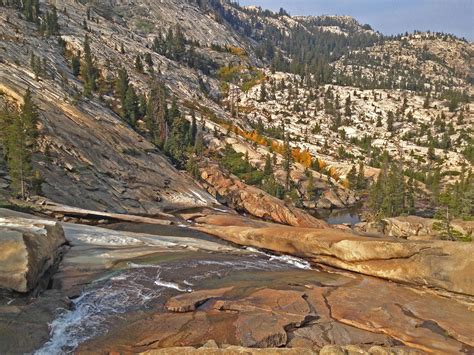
xmin=199 ymin=164 xmax=327 ymax=228
xmin=0 ymin=217 xmax=66 ymax=292
xmin=195 ymin=214 xmax=474 ymax=295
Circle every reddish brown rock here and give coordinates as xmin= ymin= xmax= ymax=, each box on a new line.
xmin=194 ymin=216 xmax=474 ymax=296
xmin=142 ymin=346 xmax=316 ymax=354
xmin=166 ymin=287 xmax=234 ymax=313
xmin=199 ymin=164 xmax=327 ymax=228
xmin=326 ymin=277 xmax=474 ymax=354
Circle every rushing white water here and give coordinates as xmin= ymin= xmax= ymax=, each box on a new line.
xmin=35 ymin=265 xmax=188 ymax=355
xmin=154 ymin=279 xmax=192 ymax=292
xmin=244 ymin=247 xmax=312 ymax=270
xmin=36 ymin=247 xmax=312 ymax=354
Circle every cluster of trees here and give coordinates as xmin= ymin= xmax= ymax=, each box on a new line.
xmin=368 ymin=154 xmax=416 ymax=218
xmin=152 ymin=26 xmax=217 ymax=74
xmin=114 ymin=68 xmax=146 ymax=127
xmin=69 ymin=36 xmax=99 ymax=97
xmin=346 ymin=161 xmax=367 ymax=190
xmin=80 ymin=35 xmax=98 ymax=97
xmin=1 ymin=1 xmax=59 ymax=36
xmin=40 ymin=5 xmax=59 ymax=36
xmin=219 ymin=144 xmax=285 ymax=198
xmin=433 ymin=170 xmax=473 ymax=241
xmin=0 ymin=89 xmax=41 ymax=199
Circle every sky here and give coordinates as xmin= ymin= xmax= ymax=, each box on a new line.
xmin=237 ymin=0 xmax=474 ymax=41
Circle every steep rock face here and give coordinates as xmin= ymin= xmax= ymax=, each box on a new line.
xmin=195 ymin=214 xmax=474 ymax=296
xmin=0 ymin=60 xmax=216 ymax=215
xmin=0 ymin=217 xmax=66 ymax=292
xmin=199 ymin=164 xmax=328 ymax=228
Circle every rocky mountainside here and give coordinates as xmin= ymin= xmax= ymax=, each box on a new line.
xmin=0 ymin=0 xmax=472 ymax=217
xmin=0 ymin=1 xmax=473 ymax=353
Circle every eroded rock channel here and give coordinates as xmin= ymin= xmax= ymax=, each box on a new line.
xmin=0 ymin=209 xmax=472 ymax=354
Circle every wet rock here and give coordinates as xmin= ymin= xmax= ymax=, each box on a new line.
xmin=0 ymin=217 xmax=66 ymax=292
xmin=166 ymin=287 xmax=234 ymax=312
xmin=0 ymin=289 xmax=71 ymax=354
xmin=195 ymin=216 xmax=474 ymax=295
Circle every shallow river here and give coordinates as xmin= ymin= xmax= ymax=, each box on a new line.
xmin=35 ymin=228 xmax=315 ymax=354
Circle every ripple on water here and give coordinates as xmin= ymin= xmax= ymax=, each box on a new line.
xmin=36 ymin=251 xmax=312 ymax=354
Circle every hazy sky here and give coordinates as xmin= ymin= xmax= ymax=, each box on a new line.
xmin=238 ymin=0 xmax=474 ymax=40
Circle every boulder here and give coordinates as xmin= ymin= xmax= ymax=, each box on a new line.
xmin=0 ymin=217 xmax=66 ymax=292
xmin=199 ymin=164 xmax=327 ymax=228
xmin=166 ymin=287 xmax=234 ymax=313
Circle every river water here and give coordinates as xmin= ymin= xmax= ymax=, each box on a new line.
xmin=314 ymin=208 xmax=361 ymax=227
xmin=36 ymin=242 xmax=314 ymax=354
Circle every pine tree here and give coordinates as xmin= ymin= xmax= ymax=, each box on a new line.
xmin=146 ymin=81 xmax=167 ymax=146
xmin=427 ymin=143 xmax=436 ymax=161
xmin=405 ymin=177 xmax=416 ymax=214
xmin=135 ymin=54 xmax=144 ymax=73
xmin=4 ymin=89 xmax=39 ymax=198
xmin=194 ymin=131 xmax=204 ymax=156
xmin=123 ymin=86 xmax=139 ymax=127
xmin=356 ymin=161 xmax=366 ymax=190
xmin=115 ymin=67 xmax=130 ymax=105
xmin=387 ymin=111 xmax=394 ymax=132
xmin=44 ymin=5 xmax=59 ymax=36
xmin=423 ymin=93 xmax=430 ymax=109
xmin=283 ymin=134 xmax=292 ymax=191
xmin=189 ymin=109 xmax=197 ymax=145
xmin=259 ymin=82 xmax=267 ymax=102
xmin=165 ymin=115 xmax=191 ymax=168
xmin=81 ymin=35 xmax=97 ymax=97
xmin=263 ymin=154 xmax=273 ymax=177
xmin=71 ymin=53 xmax=81 ymax=76
xmin=347 ymin=165 xmax=357 ymax=189
xmin=23 ymin=0 xmax=40 ymax=22
xmin=344 ymin=95 xmax=351 ymax=117
xmin=168 ymin=97 xmax=180 ymax=125
xmin=144 ymin=52 xmax=153 ymax=72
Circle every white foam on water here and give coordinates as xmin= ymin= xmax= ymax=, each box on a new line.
xmin=212 ymin=207 xmax=229 ymax=213
xmin=73 ymin=233 xmax=144 ymax=246
xmin=244 ymin=247 xmax=312 ymax=270
xmin=154 ymin=280 xmax=191 ymax=292
xmin=127 ymin=262 xmax=161 ymax=269
xmin=268 ymin=254 xmax=311 ymax=270
xmin=35 ymin=265 xmax=190 ymax=354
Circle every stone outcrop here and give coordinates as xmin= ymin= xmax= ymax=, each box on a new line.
xmin=0 ymin=217 xmax=66 ymax=292
xmin=142 ymin=345 xmax=315 ymax=354
xmin=199 ymin=164 xmax=327 ymax=228
xmin=355 ymin=216 xmax=473 ymax=240
xmin=166 ymin=287 xmax=234 ymax=313
xmin=195 ymin=214 xmax=474 ymax=296
xmin=79 ymin=276 xmax=472 ymax=353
